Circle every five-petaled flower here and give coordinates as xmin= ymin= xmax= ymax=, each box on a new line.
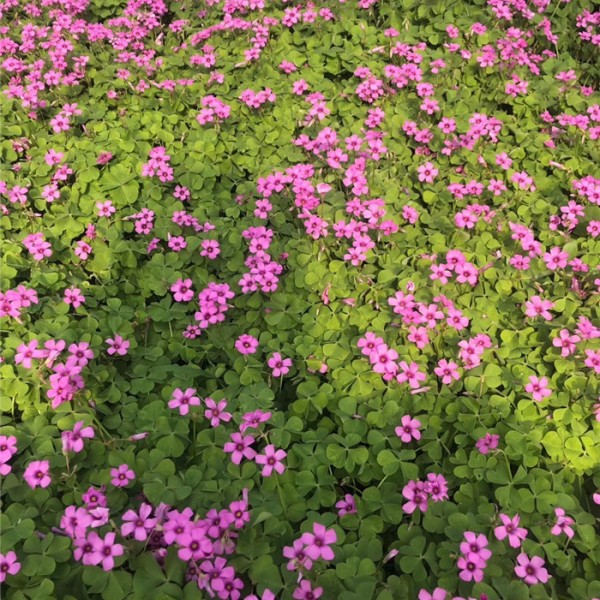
xmin=515 ymin=553 xmax=550 ymax=585
xmin=110 ymin=464 xmax=135 ymax=487
xmin=106 ymin=335 xmax=130 ymax=356
xmin=255 ymin=444 xmax=287 ymax=476
xmin=300 ymin=523 xmax=337 ymax=561
xmin=395 ymin=415 xmax=422 ymax=443
xmin=23 ymin=460 xmax=51 ymax=489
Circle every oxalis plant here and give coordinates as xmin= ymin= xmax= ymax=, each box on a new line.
xmin=0 ymin=0 xmax=599 ymax=599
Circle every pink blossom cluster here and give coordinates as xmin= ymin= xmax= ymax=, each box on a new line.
xmin=572 ymin=175 xmax=600 ymax=205
xmin=454 ymin=204 xmax=495 ymax=229
xmin=59 ymin=485 xmax=260 ymax=595
xmin=49 ymin=103 xmax=81 ymax=133
xmin=223 ymin=410 xmax=286 ymax=476
xmin=22 ymin=232 xmax=52 ymax=261
xmin=197 ymin=95 xmax=232 ymax=125
xmin=129 ymin=208 xmax=155 ymax=235
xmin=402 ymin=473 xmax=449 ymax=513
xmin=383 ymin=62 xmax=423 ymax=91
xmin=141 ymin=146 xmax=174 ymax=182
xmin=548 ymin=200 xmax=587 ymax=233
xmin=428 ymin=249 xmax=481 ymax=287
xmin=193 ymin=282 xmax=235 ymax=331
xmin=239 ymin=88 xmax=276 ymax=109
xmin=281 ymin=4 xmax=333 ymax=29
xmin=508 ymin=221 xmax=543 ymax=259
xmin=0 ymin=285 xmax=38 ymax=321
xmin=14 ymin=338 xmax=92 ymax=409
xmin=238 ymin=226 xmax=283 ymax=293
xmin=166 ymin=390 xmax=230 ymax=427
xmin=457 ymin=532 xmax=491 ymax=582
xmin=283 ymin=522 xmax=337 ymax=576
xmin=301 ymin=91 xmax=331 ymax=125
xmin=576 ymin=9 xmax=600 ymax=46
xmin=190 ymin=44 xmax=217 ymax=68
xmin=354 ymin=67 xmax=386 ymax=104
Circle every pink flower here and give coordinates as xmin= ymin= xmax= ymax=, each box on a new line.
xmin=168 ymin=388 xmax=201 ymax=416
xmin=551 ymin=508 xmax=575 ymax=539
xmin=584 ymin=349 xmax=600 ymax=374
xmin=283 ymin=539 xmax=314 ymax=572
xmin=395 ymin=415 xmax=422 ymax=443
xmin=418 ymin=588 xmax=447 ymax=600
xmin=457 ymin=553 xmax=486 ymax=582
xmin=335 ymin=494 xmax=357 ymax=517
xmin=204 ymin=398 xmax=232 ymax=427
xmin=524 ymin=296 xmax=554 ymax=320
xmin=88 ymin=531 xmax=124 ymax=571
xmin=525 ymin=375 xmax=551 ymax=402
xmin=23 ymin=460 xmax=51 ymax=489
xmin=434 ymin=359 xmax=460 ymax=385
xmin=293 ymin=580 xmax=323 ymax=600
xmin=64 ymin=287 xmax=85 ymax=309
xmin=300 ymin=523 xmax=337 ymax=561
xmin=255 ymin=444 xmax=287 ymax=476
xmin=267 ymin=352 xmax=292 ymax=377
xmin=543 ymin=247 xmax=569 ymax=270
xmin=552 ymin=329 xmax=580 ymax=357
xmin=460 ymin=532 xmax=492 ymax=562
xmin=514 ymin=553 xmax=550 ymax=585
xmin=170 ymin=278 xmax=194 ymax=302
xmin=235 ymin=334 xmax=259 ymax=355
xmin=0 ymin=435 xmax=18 ymax=476
xmin=60 ymin=505 xmax=93 ymax=538
xmin=396 ymin=361 xmax=426 ymax=389
xmin=62 ymin=421 xmax=95 ymax=453
xmin=417 ymin=162 xmax=438 ymax=183
xmin=200 ymin=239 xmax=221 ymax=259
xmin=110 ymin=464 xmax=135 ymax=487
xmin=475 ymin=433 xmax=499 ymax=455
xmin=15 ymin=340 xmax=46 ymax=369
xmin=494 ymin=514 xmax=527 ymax=548
xmin=121 ymin=503 xmax=157 ymax=541
xmin=357 ymin=332 xmax=384 ymax=356
xmin=402 ymin=480 xmax=429 ymax=514
xmin=106 ymin=335 xmax=130 ymax=356
xmin=0 ymin=551 xmax=21 ymax=582
xmin=240 ymin=409 xmax=271 ymax=433
xmin=178 ymin=524 xmax=215 ymax=561
xmin=223 ymin=432 xmax=256 ymax=464
xmin=96 ymin=200 xmax=116 ymax=217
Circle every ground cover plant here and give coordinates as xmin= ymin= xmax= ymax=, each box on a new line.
xmin=0 ymin=0 xmax=600 ymax=598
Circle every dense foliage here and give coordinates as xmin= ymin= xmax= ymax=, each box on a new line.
xmin=1 ymin=0 xmax=599 ymax=598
